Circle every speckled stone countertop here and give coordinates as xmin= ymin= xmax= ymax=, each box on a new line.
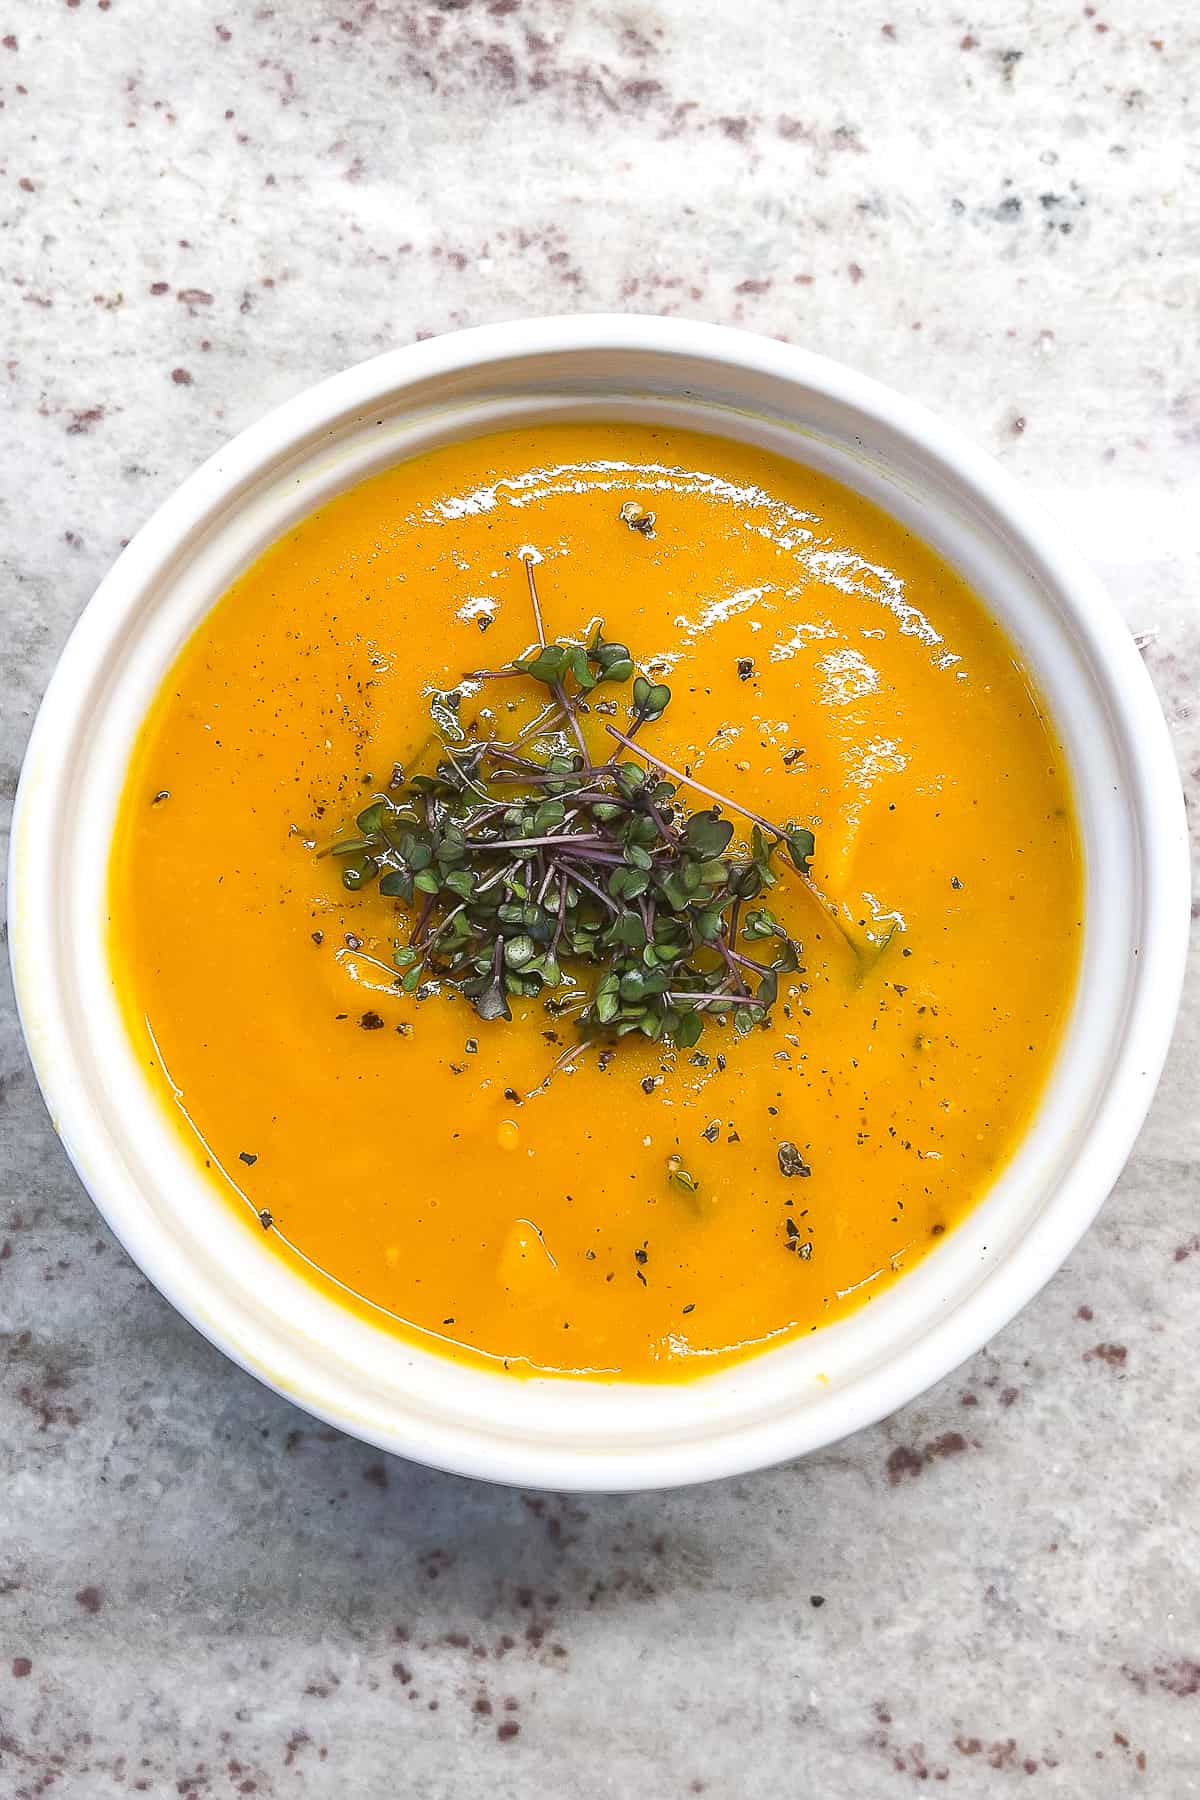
xmin=2 ymin=3 xmax=1198 ymax=1795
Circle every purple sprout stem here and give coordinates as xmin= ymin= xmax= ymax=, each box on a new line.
xmin=553 ymin=881 xmax=568 ymax=952
xmin=555 ymin=863 xmax=619 ymax=914
xmin=482 ymin=833 xmax=609 ymax=852
xmin=715 ymin=937 xmax=748 ymax=994
xmin=409 ymin=891 xmax=436 ymax=948
xmin=603 ymin=723 xmax=784 ymax=838
xmin=555 ymin=846 xmax=629 ymax=867
xmin=524 ymin=555 xmax=547 ymax=645
xmin=662 ymin=990 xmax=762 ymax=1008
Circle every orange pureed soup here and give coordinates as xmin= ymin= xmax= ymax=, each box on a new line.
xmin=109 ymin=423 xmax=1082 ymax=1379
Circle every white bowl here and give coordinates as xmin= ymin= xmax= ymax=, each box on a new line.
xmin=9 ymin=317 xmax=1189 ymax=1491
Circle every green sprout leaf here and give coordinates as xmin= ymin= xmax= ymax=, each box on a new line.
xmin=785 ymin=827 xmax=816 ymax=876
xmin=684 ymin=810 xmax=735 ymax=858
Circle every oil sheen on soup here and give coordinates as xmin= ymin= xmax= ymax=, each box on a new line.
xmin=109 ymin=423 xmax=1082 ymax=1380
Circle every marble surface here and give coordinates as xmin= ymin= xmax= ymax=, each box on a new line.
xmin=2 ymin=1 xmax=1199 ymax=1794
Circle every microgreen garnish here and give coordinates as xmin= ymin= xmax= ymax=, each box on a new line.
xmin=323 ymin=559 xmax=817 ymax=1052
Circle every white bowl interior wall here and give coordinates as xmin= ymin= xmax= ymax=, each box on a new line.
xmin=10 ymin=322 xmax=1188 ymax=1489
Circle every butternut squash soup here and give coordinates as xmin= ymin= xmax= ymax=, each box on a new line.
xmin=108 ymin=423 xmax=1082 ymax=1380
